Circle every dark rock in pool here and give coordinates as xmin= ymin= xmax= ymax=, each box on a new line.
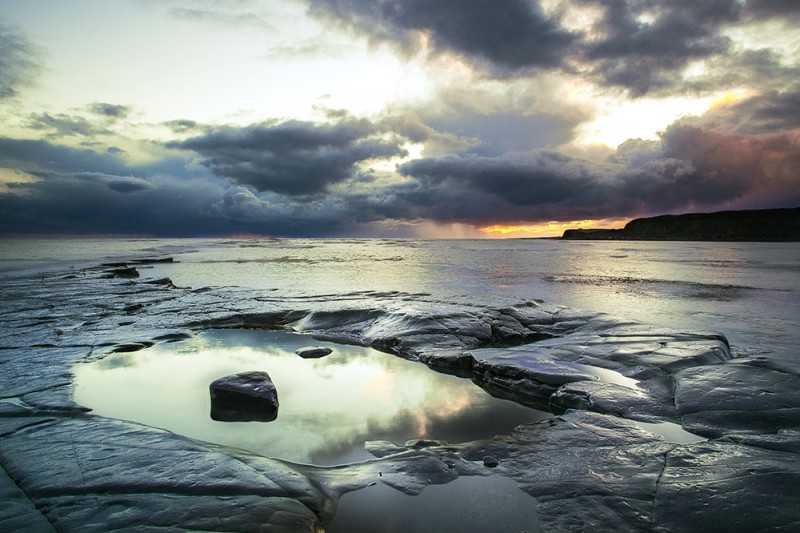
xmin=209 ymin=371 xmax=279 ymax=422
xmin=483 ymin=455 xmax=499 ymax=468
xmin=294 ymin=347 xmax=333 ymax=359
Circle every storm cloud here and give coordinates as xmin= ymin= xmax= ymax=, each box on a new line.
xmin=305 ymin=0 xmax=575 ymax=74
xmin=169 ymin=118 xmax=407 ymax=196
xmin=0 ymin=2 xmax=797 ymax=236
xmin=303 ymin=0 xmax=767 ymax=96
xmin=386 ymin=107 xmax=800 ymax=225
xmin=744 ymin=0 xmax=800 ymax=20
xmin=578 ymin=0 xmax=739 ymax=95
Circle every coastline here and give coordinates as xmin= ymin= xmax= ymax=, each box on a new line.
xmin=562 ymin=207 xmax=800 ymax=241
xmin=2 ymin=254 xmax=799 ymax=531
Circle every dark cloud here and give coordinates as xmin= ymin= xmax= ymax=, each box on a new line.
xmin=87 ymin=102 xmax=131 ymax=119
xmin=304 ymin=0 xmax=799 ymax=98
xmin=0 ymin=171 xmax=226 ymax=235
xmin=697 ymin=87 xmax=800 ymax=134
xmin=744 ymin=0 xmax=800 ymax=20
xmin=169 ymin=118 xmax=406 ymax=196
xmin=26 ymin=104 xmax=134 ymax=139
xmin=384 ymin=112 xmax=800 ymax=225
xmin=0 ymin=136 xmax=273 ymax=236
xmin=657 ymin=123 xmax=800 ymax=207
xmin=0 ymin=138 xmax=130 ymax=176
xmin=3 ymin=96 xmax=798 ymax=236
xmin=305 ymin=0 xmax=575 ymax=74
xmin=303 ymin=0 xmax=743 ymax=94
xmin=578 ymin=0 xmax=739 ymax=95
xmin=399 ymin=152 xmax=606 ymax=212
xmin=0 ymin=21 xmax=41 ymax=99
xmin=106 ymin=178 xmax=156 ymax=193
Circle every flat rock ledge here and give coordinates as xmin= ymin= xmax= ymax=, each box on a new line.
xmin=1 ymin=261 xmax=799 ymax=531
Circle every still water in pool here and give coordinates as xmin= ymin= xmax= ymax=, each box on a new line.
xmin=73 ymin=329 xmax=549 ymax=465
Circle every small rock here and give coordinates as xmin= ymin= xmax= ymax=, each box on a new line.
xmin=405 ymin=439 xmax=449 ymax=449
xmin=483 ymin=455 xmax=499 ymax=468
xmin=111 ymin=342 xmax=154 ymax=353
xmin=210 ymin=371 xmax=279 ymax=422
xmin=105 ymin=266 xmax=139 ymax=279
xmin=295 ymin=347 xmax=333 ymax=359
xmin=144 ymin=277 xmax=174 ymax=286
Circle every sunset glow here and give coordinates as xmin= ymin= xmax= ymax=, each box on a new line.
xmin=480 ymin=219 xmax=629 ymax=238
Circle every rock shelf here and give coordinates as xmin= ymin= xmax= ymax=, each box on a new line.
xmin=1 ymin=262 xmax=799 ymax=531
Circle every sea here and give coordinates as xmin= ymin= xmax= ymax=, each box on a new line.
xmin=1 ymin=237 xmax=798 ymax=358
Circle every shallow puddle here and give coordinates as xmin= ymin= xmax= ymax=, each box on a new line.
xmin=73 ymin=330 xmax=549 ymax=465
xmin=632 ymin=420 xmax=706 ymax=444
xmin=329 ymin=474 xmax=541 ymax=533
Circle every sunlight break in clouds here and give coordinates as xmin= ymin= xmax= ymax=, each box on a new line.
xmin=0 ymin=0 xmax=798 ymax=236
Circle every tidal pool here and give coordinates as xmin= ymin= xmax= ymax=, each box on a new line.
xmin=73 ymin=330 xmax=549 ymax=465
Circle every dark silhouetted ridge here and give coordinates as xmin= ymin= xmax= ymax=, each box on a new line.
xmin=562 ymin=207 xmax=800 ymax=241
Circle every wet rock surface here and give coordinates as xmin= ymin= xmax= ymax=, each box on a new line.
xmin=1 ymin=260 xmax=799 ymax=531
xmin=210 ymin=371 xmax=280 ymax=422
xmin=295 ymin=346 xmax=333 ymax=359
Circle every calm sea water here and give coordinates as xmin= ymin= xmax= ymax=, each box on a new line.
xmin=2 ymin=237 xmax=797 ymax=358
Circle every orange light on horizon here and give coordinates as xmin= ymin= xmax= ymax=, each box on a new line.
xmin=479 ymin=218 xmax=628 ymax=238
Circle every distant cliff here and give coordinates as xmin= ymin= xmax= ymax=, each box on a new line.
xmin=562 ymin=207 xmax=800 ymax=242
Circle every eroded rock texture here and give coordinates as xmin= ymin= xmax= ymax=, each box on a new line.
xmin=1 ymin=260 xmax=798 ymax=531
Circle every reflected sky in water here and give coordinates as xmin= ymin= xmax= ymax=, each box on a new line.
xmin=73 ymin=330 xmax=548 ymax=465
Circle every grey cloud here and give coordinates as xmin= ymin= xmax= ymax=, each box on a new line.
xmin=87 ymin=103 xmax=131 ymax=119
xmin=106 ymin=146 xmax=128 ymax=157
xmin=137 ymin=0 xmax=275 ymax=29
xmin=0 ymin=21 xmax=41 ymax=99
xmin=169 ymin=118 xmax=407 ymax=196
xmin=305 ymin=0 xmax=798 ymax=98
xmin=383 ymin=114 xmax=800 ymax=225
xmin=106 ymin=179 xmax=156 ymax=193
xmin=425 ymin=111 xmax=580 ymax=156
xmin=380 ymin=81 xmax=590 ymax=158
xmin=163 ymin=119 xmax=202 ymax=133
xmin=399 ymin=152 xmax=606 ymax=211
xmin=0 ymin=138 xmax=130 ymax=176
xmin=26 ymin=112 xmax=110 ymax=138
xmin=305 ymin=0 xmax=575 ymax=74
xmin=579 ymin=0 xmax=739 ymax=95
xmin=698 ymin=87 xmax=800 ymax=134
xmin=0 ymin=171 xmax=226 ymax=235
xmin=744 ymin=0 xmax=800 ymax=20
xmin=0 ymin=135 xmax=278 ymax=236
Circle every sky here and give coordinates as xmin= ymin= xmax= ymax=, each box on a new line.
xmin=0 ymin=0 xmax=798 ymax=238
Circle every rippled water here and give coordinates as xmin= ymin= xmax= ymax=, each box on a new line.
xmin=5 ymin=236 xmax=794 ymax=356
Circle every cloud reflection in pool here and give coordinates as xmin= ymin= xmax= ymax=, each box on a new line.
xmin=73 ymin=330 xmax=549 ymax=465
